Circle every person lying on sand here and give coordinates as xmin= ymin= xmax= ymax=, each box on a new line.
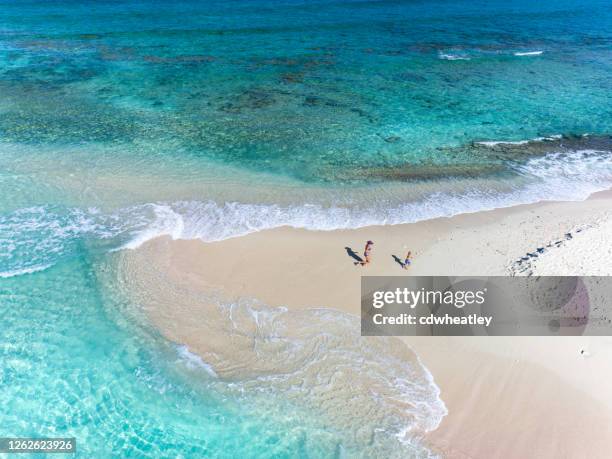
xmin=403 ymin=250 xmax=412 ymax=269
xmin=360 ymin=240 xmax=374 ymax=267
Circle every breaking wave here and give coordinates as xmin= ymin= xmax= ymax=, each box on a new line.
xmin=2 ymin=144 xmax=611 ymax=275
xmin=514 ymin=50 xmax=544 ymax=56
xmin=438 ymin=51 xmax=471 ymax=60
xmin=118 ymin=147 xmax=612 ymax=248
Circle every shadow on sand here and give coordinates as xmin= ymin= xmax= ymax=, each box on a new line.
xmin=392 ymin=255 xmax=405 ymax=268
xmin=344 ymin=247 xmax=363 ymax=264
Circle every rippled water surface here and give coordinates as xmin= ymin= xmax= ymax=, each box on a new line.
xmin=1 ymin=0 xmax=611 ymax=456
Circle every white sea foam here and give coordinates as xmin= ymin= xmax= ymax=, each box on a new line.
xmin=476 ymin=134 xmax=562 ymax=146
xmin=116 ymin=238 xmax=449 ymax=455
xmin=438 ymin=49 xmax=544 ymax=61
xmin=515 ymin=149 xmax=611 ymax=179
xmin=161 ymin=297 xmax=447 ymax=455
xmin=122 ymin=204 xmax=185 ymax=249
xmin=514 ymin=50 xmax=544 ymax=56
xmin=121 ymin=148 xmax=612 ymax=248
xmin=0 ymin=206 xmax=122 ymax=278
xmin=0 ymin=263 xmax=52 ymax=278
xmin=176 ymin=345 xmax=218 ymax=377
xmin=438 ymin=52 xmax=470 ymax=61
xmin=3 ymin=149 xmax=612 ymax=272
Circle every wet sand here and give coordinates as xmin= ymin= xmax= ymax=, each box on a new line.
xmin=119 ymin=190 xmax=612 ymax=458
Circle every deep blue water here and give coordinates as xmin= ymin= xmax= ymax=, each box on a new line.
xmin=0 ymin=0 xmax=611 ymax=181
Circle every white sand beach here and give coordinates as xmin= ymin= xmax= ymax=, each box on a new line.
xmin=119 ymin=190 xmax=612 ymax=458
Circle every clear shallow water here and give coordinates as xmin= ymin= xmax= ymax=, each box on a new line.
xmin=0 ymin=257 xmax=367 ymax=457
xmin=1 ymin=252 xmax=445 ymax=457
xmin=1 ymin=0 xmax=612 ymax=456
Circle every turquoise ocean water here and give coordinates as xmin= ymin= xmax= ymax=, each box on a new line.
xmin=1 ymin=0 xmax=611 ymax=456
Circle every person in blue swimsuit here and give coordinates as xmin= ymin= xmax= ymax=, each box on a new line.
xmin=403 ymin=250 xmax=412 ymax=269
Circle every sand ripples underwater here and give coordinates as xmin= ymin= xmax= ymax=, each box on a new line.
xmin=113 ymin=245 xmax=447 ymax=458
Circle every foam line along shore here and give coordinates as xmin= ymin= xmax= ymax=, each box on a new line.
xmin=119 ymin=188 xmax=612 ymax=458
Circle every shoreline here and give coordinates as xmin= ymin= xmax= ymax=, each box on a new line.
xmin=125 ymin=189 xmax=612 ymax=312
xmin=119 ymin=190 xmax=612 ymax=458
